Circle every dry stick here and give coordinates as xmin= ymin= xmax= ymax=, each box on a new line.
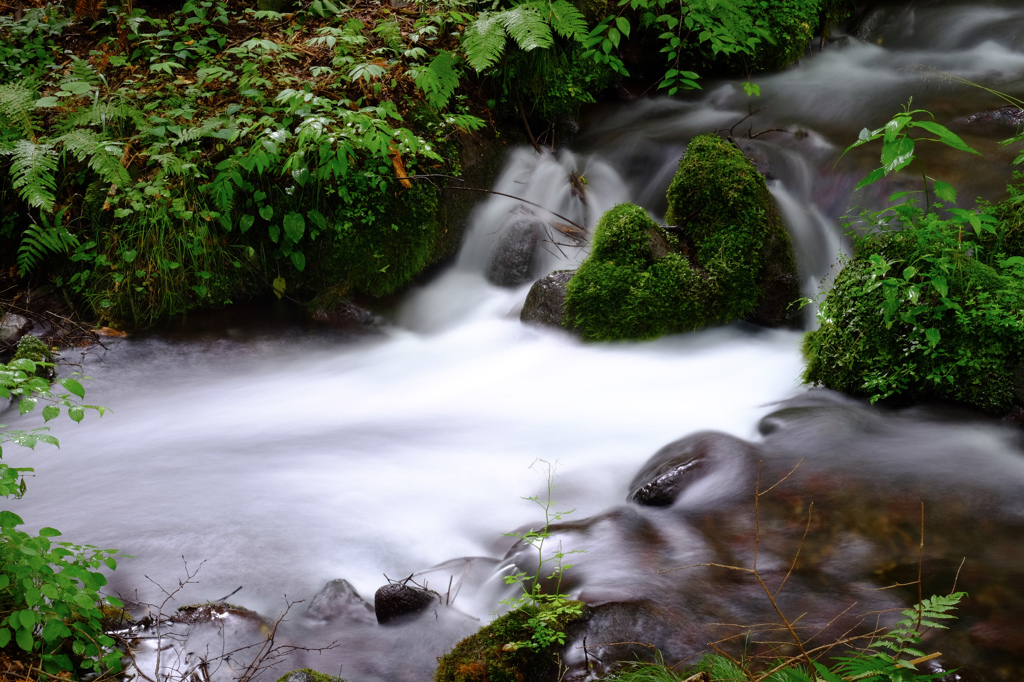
xmin=398 ymin=174 xmax=588 ymax=237
xmin=517 ymin=97 xmax=544 ymax=154
xmin=774 ymin=501 xmax=813 ymax=598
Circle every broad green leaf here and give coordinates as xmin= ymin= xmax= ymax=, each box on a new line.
xmin=10 ymin=358 xmax=36 ymax=373
xmin=932 ymin=180 xmax=957 ymax=203
xmin=283 ymin=211 xmax=305 ymax=243
xmin=269 ymin=224 xmax=280 ymax=243
xmin=240 ymin=214 xmax=255 ymax=233
xmin=39 ymin=527 xmax=61 ymax=537
xmin=0 ymin=510 xmax=25 ymax=526
xmin=59 ymin=378 xmax=85 ymax=398
xmin=290 ymin=251 xmax=306 ymax=271
xmin=259 ymin=205 xmax=273 ymax=221
xmin=854 ymin=167 xmax=886 ymax=190
xmin=42 ymin=405 xmax=59 ymax=422
xmin=912 ymin=120 xmax=981 ymax=155
xmin=615 ymin=16 xmax=630 ymax=38
xmin=272 ymin=276 xmax=286 ymax=299
xmin=15 ymin=624 xmax=33 ymax=652
xmin=0 ymin=628 xmax=9 ymax=648
xmin=18 ymin=397 xmax=36 ymax=416
xmin=41 ymin=619 xmax=71 ymax=642
xmin=931 ymin=275 xmax=948 ymax=297
xmin=68 ymin=406 xmax=85 ymax=423
xmin=881 ymin=136 xmax=915 ymax=175
xmin=0 ymin=575 xmax=8 ymax=590
xmin=34 ymin=96 xmax=60 ymax=108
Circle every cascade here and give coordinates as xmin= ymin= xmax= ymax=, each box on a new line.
xmin=6 ymin=3 xmax=1024 ymax=680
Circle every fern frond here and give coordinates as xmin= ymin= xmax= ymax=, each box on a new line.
xmin=149 ymin=152 xmax=191 ymax=176
xmin=57 ymin=129 xmax=131 ymax=187
xmin=411 ymin=51 xmax=461 ymax=109
xmin=462 ymin=11 xmax=509 ymax=72
xmin=545 ymin=0 xmax=587 ymax=41
xmin=501 ymin=5 xmax=553 ymax=53
xmin=18 ymin=217 xmax=80 ymax=276
xmin=60 ymin=101 xmax=147 ymax=133
xmin=172 ymin=117 xmax=226 ymax=146
xmin=8 ymin=139 xmax=58 ymax=211
xmin=0 ymin=82 xmax=38 ymax=140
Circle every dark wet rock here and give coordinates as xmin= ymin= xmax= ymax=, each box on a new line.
xmin=308 ymin=294 xmax=386 ymax=331
xmin=486 ymin=219 xmax=544 ymax=288
xmin=520 ymin=270 xmax=575 ymax=329
xmin=374 ymin=581 xmax=439 ymax=625
xmin=0 ymin=313 xmax=31 ymax=347
xmin=307 ymin=579 xmax=376 ymax=624
xmin=963 ymin=106 xmax=1024 ymax=128
xmin=627 ymin=431 xmax=761 ymax=508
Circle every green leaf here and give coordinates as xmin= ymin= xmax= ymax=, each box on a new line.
xmin=59 ymin=378 xmax=85 ymax=398
xmin=881 ymin=136 xmax=915 ymax=175
xmin=39 ymin=527 xmax=61 ymax=537
xmin=0 ymin=510 xmax=25 ymax=527
xmin=18 ymin=397 xmax=36 ymax=416
xmin=931 ymin=275 xmax=948 ymax=297
xmin=615 ymin=16 xmax=630 ymax=38
xmin=240 ymin=214 xmax=255 ymax=233
xmin=932 ymin=180 xmax=957 ymax=203
xmin=15 ymin=626 xmax=33 ymax=652
xmin=912 ymin=120 xmax=981 ymax=155
xmin=855 ymin=167 xmax=886 ymax=190
xmin=42 ymin=405 xmax=59 ymax=422
xmin=0 ymin=628 xmax=9 ymax=648
xmin=290 ymin=251 xmax=306 ymax=271
xmin=259 ymin=205 xmax=273 ymax=221
xmin=68 ymin=406 xmax=85 ymax=423
xmin=272 ymin=276 xmax=286 ymax=299
xmin=283 ymin=211 xmax=305 ymax=243
xmin=268 ymin=224 xmax=280 ymax=243
xmin=34 ymin=96 xmax=60 ymax=108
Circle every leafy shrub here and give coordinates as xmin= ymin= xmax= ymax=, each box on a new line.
xmin=803 ymin=106 xmax=1024 ymax=413
xmin=0 ymin=357 xmax=119 ymax=678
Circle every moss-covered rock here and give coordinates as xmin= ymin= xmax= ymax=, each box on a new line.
xmin=665 ymin=134 xmax=800 ymax=327
xmin=275 ymin=669 xmax=347 ymax=682
xmin=803 ymin=228 xmax=1024 ymax=415
xmin=13 ymin=335 xmax=55 ymax=380
xmin=434 ymin=603 xmax=587 ymax=682
xmin=563 ymin=136 xmax=799 ymax=341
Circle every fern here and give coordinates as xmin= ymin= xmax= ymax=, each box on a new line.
xmin=60 ymin=101 xmax=147 ymax=134
xmin=832 ymin=592 xmax=967 ymax=682
xmin=17 ymin=208 xmax=80 ymax=276
xmin=546 ymin=0 xmax=587 ymax=40
xmin=171 ymin=117 xmax=227 ymax=147
xmin=7 ymin=138 xmax=58 ymax=211
xmin=0 ymin=82 xmax=38 ymax=141
xmin=57 ymin=129 xmax=131 ymax=188
xmin=409 ymin=51 xmax=461 ymax=109
xmin=463 ymin=3 xmax=557 ymax=72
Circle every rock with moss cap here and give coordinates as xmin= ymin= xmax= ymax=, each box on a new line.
xmin=276 ymin=669 xmax=347 ymax=682
xmin=562 ymin=136 xmax=799 ymax=341
xmin=13 ymin=335 xmax=55 ymax=380
xmin=434 ymin=603 xmax=587 ymax=682
xmin=665 ymin=134 xmax=800 ymax=329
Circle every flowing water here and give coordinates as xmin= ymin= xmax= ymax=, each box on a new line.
xmin=7 ymin=2 xmax=1024 ymax=680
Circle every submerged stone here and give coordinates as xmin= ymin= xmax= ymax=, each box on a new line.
xmin=486 ymin=219 xmax=544 ymax=288
xmin=307 ymin=579 xmax=376 ymax=624
xmin=374 ymin=581 xmax=439 ymax=625
xmin=520 ymin=270 xmax=574 ymax=329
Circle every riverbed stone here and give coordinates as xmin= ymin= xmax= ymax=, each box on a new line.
xmin=486 ymin=219 xmax=544 ymax=288
xmin=627 ymin=431 xmax=761 ymax=508
xmin=520 ymin=270 xmax=575 ymax=329
xmin=0 ymin=313 xmax=31 ymax=347
xmin=374 ymin=581 xmax=439 ymax=625
xmin=307 ymin=579 xmax=376 ymax=624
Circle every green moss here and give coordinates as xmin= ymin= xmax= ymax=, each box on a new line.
xmin=564 ymin=136 xmax=799 ymax=341
xmin=13 ymin=335 xmax=55 ymax=380
xmin=275 ymin=669 xmax=347 ymax=682
xmin=665 ymin=134 xmax=797 ymax=324
xmin=434 ymin=603 xmax=587 ymax=682
xmin=803 ymin=230 xmax=1024 ymax=414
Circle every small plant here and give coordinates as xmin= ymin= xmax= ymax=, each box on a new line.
xmin=0 ymin=357 xmax=120 ymax=679
xmin=500 ymin=460 xmax=584 ymax=653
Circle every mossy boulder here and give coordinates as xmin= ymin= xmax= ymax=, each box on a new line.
xmin=13 ymin=335 xmax=55 ymax=380
xmin=434 ymin=603 xmax=587 ymax=682
xmin=275 ymin=669 xmax=347 ymax=682
xmin=563 ymin=136 xmax=799 ymax=341
xmin=665 ymin=134 xmax=800 ymax=327
xmin=803 ymin=229 xmax=1024 ymax=415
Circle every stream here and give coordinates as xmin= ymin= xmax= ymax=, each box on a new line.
xmin=6 ymin=2 xmax=1024 ymax=681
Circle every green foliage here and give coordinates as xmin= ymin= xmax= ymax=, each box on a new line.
xmin=18 ymin=207 xmax=80 ymax=277
xmin=435 ymin=461 xmax=586 ymax=682
xmin=0 ymin=358 xmax=118 ymax=679
xmin=500 ymin=460 xmax=584 ymax=653
xmin=566 ymin=136 xmax=798 ymax=341
xmin=804 ymin=106 xmax=1024 ymax=413
xmin=462 ymin=1 xmax=588 ymax=72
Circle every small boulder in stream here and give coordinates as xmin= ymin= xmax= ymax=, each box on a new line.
xmin=307 ymin=579 xmax=376 ymax=624
xmin=374 ymin=580 xmax=439 ymax=625
xmin=486 ymin=219 xmax=545 ymax=288
xmin=520 ymin=270 xmax=575 ymax=329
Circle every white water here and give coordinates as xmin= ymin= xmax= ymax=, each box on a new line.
xmin=6 ymin=2 xmax=1024 ymax=680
